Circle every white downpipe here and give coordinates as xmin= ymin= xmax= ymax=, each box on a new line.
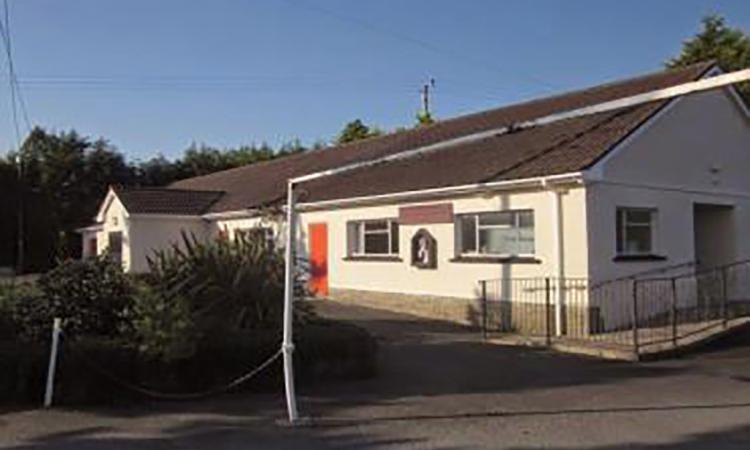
xmin=281 ymin=181 xmax=299 ymax=423
xmin=551 ymin=189 xmax=565 ymax=337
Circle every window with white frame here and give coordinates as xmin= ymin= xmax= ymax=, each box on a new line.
xmin=347 ymin=219 xmax=399 ymax=256
xmin=456 ymin=210 xmax=534 ymax=256
xmin=616 ymin=208 xmax=656 ymax=255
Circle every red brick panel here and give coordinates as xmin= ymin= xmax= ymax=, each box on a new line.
xmin=399 ymin=203 xmax=454 ymax=225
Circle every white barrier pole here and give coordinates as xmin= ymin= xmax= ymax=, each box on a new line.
xmin=281 ymin=181 xmax=299 ymax=423
xmin=44 ymin=317 xmax=61 ymax=408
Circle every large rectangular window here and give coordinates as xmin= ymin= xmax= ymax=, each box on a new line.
xmin=616 ymin=208 xmax=656 ymax=255
xmin=457 ymin=210 xmax=534 ymax=256
xmin=347 ymin=219 xmax=399 ymax=256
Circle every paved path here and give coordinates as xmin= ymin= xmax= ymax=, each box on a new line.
xmin=3 ymin=300 xmax=750 ymax=449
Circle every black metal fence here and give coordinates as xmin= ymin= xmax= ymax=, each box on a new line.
xmin=478 ymin=260 xmax=750 ymax=355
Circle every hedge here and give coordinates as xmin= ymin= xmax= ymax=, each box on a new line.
xmin=0 ymin=319 xmax=377 ymax=405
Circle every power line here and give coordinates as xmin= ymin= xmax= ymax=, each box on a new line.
xmin=0 ymin=0 xmax=31 ymax=136
xmin=0 ymin=0 xmax=30 ymax=275
xmin=0 ymin=75 xmax=429 ymax=95
xmin=281 ymin=0 xmax=558 ymax=92
xmin=0 ymin=2 xmax=19 ymax=146
xmin=0 ymin=74 xmax=543 ymax=101
xmin=2 ymin=74 xmax=528 ymax=103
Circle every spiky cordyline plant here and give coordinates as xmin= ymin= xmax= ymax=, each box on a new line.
xmin=145 ymin=229 xmax=312 ymax=335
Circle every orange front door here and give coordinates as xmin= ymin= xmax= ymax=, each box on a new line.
xmin=308 ymin=223 xmax=329 ymax=296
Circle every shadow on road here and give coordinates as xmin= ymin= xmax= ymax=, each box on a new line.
xmin=0 ymin=417 xmax=458 ymax=450
xmin=507 ymin=423 xmax=750 ymax=450
xmin=305 ymin=302 xmax=691 ymax=402
xmin=309 ymin=400 xmax=750 ymax=427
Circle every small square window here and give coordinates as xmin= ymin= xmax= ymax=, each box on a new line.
xmin=616 ymin=208 xmax=656 ymax=255
xmin=347 ymin=219 xmax=399 ymax=256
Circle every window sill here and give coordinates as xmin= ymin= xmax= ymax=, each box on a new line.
xmin=613 ymin=254 xmax=667 ymax=262
xmin=343 ymin=255 xmax=403 ymax=262
xmin=450 ymin=256 xmax=542 ymax=264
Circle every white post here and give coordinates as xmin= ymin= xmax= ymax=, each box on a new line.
xmin=44 ymin=317 xmax=62 ymax=408
xmin=282 ymin=181 xmax=300 ymax=423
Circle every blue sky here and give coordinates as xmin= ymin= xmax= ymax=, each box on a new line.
xmin=1 ymin=0 xmax=749 ymax=160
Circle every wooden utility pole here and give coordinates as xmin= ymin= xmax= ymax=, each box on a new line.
xmin=421 ymin=78 xmax=435 ymax=117
xmin=15 ymin=153 xmax=23 ymax=275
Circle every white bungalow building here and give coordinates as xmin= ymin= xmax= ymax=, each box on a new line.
xmin=83 ymin=62 xmax=750 ymax=329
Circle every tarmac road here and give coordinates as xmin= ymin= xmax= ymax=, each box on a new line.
xmin=2 ymin=301 xmax=750 ymax=449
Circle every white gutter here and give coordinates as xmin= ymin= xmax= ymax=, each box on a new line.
xmin=128 ymin=213 xmax=209 ymax=221
xmin=296 ymin=172 xmax=582 ymax=211
xmin=280 ymin=67 xmax=750 ymax=425
xmin=201 ymin=209 xmax=262 ymax=220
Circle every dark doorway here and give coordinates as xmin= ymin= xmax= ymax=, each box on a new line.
xmin=693 ymin=203 xmax=735 ymax=271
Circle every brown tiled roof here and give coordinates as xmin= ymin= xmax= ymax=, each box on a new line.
xmin=114 ymin=187 xmax=223 ymax=215
xmin=171 ymin=62 xmax=715 ymax=211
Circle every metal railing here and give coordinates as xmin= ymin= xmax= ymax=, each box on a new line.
xmin=478 ymin=260 xmax=750 ymax=356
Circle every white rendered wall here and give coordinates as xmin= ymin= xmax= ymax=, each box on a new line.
xmin=297 ymin=186 xmax=588 ymax=300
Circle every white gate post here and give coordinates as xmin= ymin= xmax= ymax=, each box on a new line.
xmin=44 ymin=317 xmax=62 ymax=408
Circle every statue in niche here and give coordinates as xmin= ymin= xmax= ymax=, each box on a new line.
xmin=411 ymin=229 xmax=437 ymax=269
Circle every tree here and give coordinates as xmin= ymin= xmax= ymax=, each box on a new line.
xmin=0 ymin=157 xmax=18 ymax=269
xmin=336 ymin=119 xmax=382 ymax=144
xmin=668 ymin=15 xmax=750 ymax=100
xmin=1 ymin=127 xmax=312 ymax=272
xmin=416 ymin=110 xmax=435 ymax=126
xmin=6 ymin=128 xmax=135 ymax=271
xmin=135 ymin=155 xmax=181 ymax=187
xmin=142 ymin=142 xmax=308 ymax=183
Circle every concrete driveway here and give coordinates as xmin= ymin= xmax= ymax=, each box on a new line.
xmin=2 ymin=300 xmax=750 ymax=449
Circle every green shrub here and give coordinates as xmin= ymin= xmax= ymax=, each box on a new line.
xmin=0 ymin=229 xmax=378 ymax=406
xmin=129 ymin=283 xmax=197 ymax=361
xmin=0 ymin=340 xmax=47 ymax=403
xmin=0 ymin=285 xmax=17 ymax=340
xmin=0 ymin=281 xmax=40 ymax=341
xmin=0 ymin=319 xmax=377 ymax=405
xmin=13 ymin=256 xmax=134 ymax=342
xmin=136 ymin=231 xmax=313 ymax=359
